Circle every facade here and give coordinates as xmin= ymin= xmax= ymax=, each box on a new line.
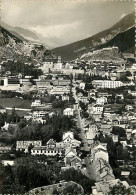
xmin=0 ymin=146 xmax=11 ymax=154
xmin=63 ymin=108 xmax=74 ymax=116
xmin=31 ymin=100 xmax=45 ymax=107
xmin=50 ymin=86 xmax=70 ymax=95
xmin=16 ymin=140 xmax=42 ymax=153
xmin=92 ymin=80 xmax=123 ymax=88
xmin=31 ymin=146 xmax=64 ymax=156
xmin=79 ymin=82 xmax=85 ymax=90
xmin=96 ymin=97 xmax=107 ymax=105
xmin=88 ymin=104 xmax=104 ymax=113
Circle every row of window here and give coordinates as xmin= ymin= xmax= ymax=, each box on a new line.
xmin=32 ymin=150 xmax=62 ymax=154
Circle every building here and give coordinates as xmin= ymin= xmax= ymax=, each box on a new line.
xmin=0 ymin=146 xmax=12 ymax=154
xmin=63 ymin=108 xmax=74 ymax=116
xmin=96 ymin=97 xmax=107 ymax=105
xmin=88 ymin=104 xmax=104 ymax=113
xmin=2 ymin=160 xmax=14 ymax=166
xmin=90 ymin=143 xmax=115 ymax=182
xmin=0 ymin=77 xmax=20 ymax=91
xmin=31 ymin=146 xmax=64 ymax=157
xmin=85 ymin=125 xmax=98 ymax=145
xmin=61 ymin=95 xmax=70 ymax=101
xmin=92 ymin=80 xmax=123 ymax=88
xmin=16 ymin=140 xmax=42 ymax=153
xmin=32 ymin=111 xmax=47 ymax=118
xmin=92 ymin=179 xmax=129 ymax=195
xmin=79 ymin=82 xmax=85 ymax=90
xmin=31 ymin=100 xmax=45 ymax=107
xmin=50 ymin=86 xmax=70 ymax=95
xmin=0 ymin=105 xmax=6 ymax=114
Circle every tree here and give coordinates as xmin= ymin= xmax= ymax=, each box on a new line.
xmin=109 ymin=182 xmax=135 ymax=195
xmin=58 ymin=168 xmax=94 ymax=194
xmin=112 ymin=126 xmax=126 ymax=138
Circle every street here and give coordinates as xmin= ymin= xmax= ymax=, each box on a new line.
xmin=73 ymin=86 xmax=96 ymax=181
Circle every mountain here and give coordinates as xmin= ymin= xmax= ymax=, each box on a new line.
xmin=52 ymin=12 xmax=135 ymax=61
xmin=0 ymin=26 xmax=56 ymax=61
xmin=1 ymin=22 xmax=52 ymax=49
xmin=1 ymin=22 xmax=46 ymax=45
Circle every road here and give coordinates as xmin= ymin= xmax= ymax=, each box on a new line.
xmin=72 ymin=86 xmax=96 ymax=181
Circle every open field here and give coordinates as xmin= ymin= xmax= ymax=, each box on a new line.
xmin=0 ymin=97 xmax=32 ymax=109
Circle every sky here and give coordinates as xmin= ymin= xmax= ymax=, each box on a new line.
xmin=1 ymin=0 xmax=135 ymax=48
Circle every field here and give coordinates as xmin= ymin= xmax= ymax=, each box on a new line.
xmin=0 ymin=97 xmax=32 ymax=109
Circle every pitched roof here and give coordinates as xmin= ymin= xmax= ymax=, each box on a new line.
xmin=46 ymin=139 xmax=56 ymax=145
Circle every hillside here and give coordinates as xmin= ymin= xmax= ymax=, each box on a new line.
xmin=81 ymin=27 xmax=135 ymax=61
xmin=0 ymin=26 xmax=56 ymax=61
xmin=81 ymin=47 xmax=124 ymax=62
xmin=52 ymin=12 xmax=135 ymax=61
xmin=1 ymin=22 xmax=42 ymax=44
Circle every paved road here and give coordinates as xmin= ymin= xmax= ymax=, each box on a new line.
xmin=73 ymin=86 xmax=96 ymax=180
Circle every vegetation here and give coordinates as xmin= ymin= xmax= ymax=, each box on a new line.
xmin=0 ymin=158 xmax=94 ymax=194
xmin=2 ymin=59 xmax=43 ymax=78
xmin=108 ymin=182 xmax=136 ymax=195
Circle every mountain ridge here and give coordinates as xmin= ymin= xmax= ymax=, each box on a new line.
xmin=52 ymin=11 xmax=135 ymax=61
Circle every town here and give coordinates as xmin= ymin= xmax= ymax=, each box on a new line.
xmin=0 ymin=46 xmax=136 ymax=194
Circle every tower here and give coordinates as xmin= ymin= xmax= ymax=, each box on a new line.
xmin=58 ymin=55 xmax=61 ymax=63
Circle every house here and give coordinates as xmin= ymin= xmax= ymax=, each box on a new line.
xmin=64 ymin=147 xmax=77 ymax=166
xmin=121 ymin=171 xmax=130 ymax=179
xmin=96 ymin=97 xmax=107 ymax=105
xmin=50 ymin=86 xmax=70 ymax=95
xmin=31 ymin=100 xmax=45 ymax=107
xmin=32 ymin=111 xmax=47 ymax=119
xmin=63 ymin=132 xmax=74 ymax=140
xmin=70 ymin=156 xmax=82 ymax=168
xmin=88 ymin=89 xmax=97 ymax=98
xmin=61 ymin=95 xmax=69 ymax=101
xmin=100 ymin=124 xmax=112 ymax=134
xmin=16 ymin=140 xmax=42 ymax=153
xmin=36 ymin=81 xmax=52 ymax=93
xmin=79 ymin=82 xmax=85 ymax=90
xmin=0 ymin=146 xmax=11 ymax=154
xmin=63 ymin=108 xmax=74 ymax=116
xmin=62 ymin=131 xmax=81 ymax=148
xmin=125 ymin=105 xmax=134 ymax=111
xmin=0 ymin=105 xmax=6 ymax=114
xmin=85 ymin=125 xmax=98 ymax=145
xmin=31 ymin=146 xmax=64 ymax=157
xmin=92 ymin=179 xmax=129 ymax=195
xmin=91 ymin=143 xmax=108 ymax=161
xmin=2 ymin=160 xmax=14 ymax=166
xmin=88 ymin=104 xmax=104 ymax=113
xmin=1 ymin=122 xmax=10 ymax=131
xmin=78 ymin=96 xmax=89 ymax=104
xmin=112 ymin=134 xmax=119 ymax=142
xmin=46 ymin=139 xmax=56 ymax=148
xmin=92 ymin=80 xmax=123 ymax=89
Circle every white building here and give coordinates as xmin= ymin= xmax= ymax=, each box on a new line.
xmin=96 ymin=97 xmax=107 ymax=105
xmin=93 ymin=144 xmax=109 ymax=162
xmin=79 ymin=82 xmax=85 ymax=90
xmin=32 ymin=111 xmax=47 ymax=118
xmin=16 ymin=140 xmax=42 ymax=153
xmin=31 ymin=100 xmax=45 ymax=107
xmin=92 ymin=80 xmax=123 ymax=88
xmin=88 ymin=104 xmax=104 ymax=113
xmin=31 ymin=146 xmax=64 ymax=156
xmin=62 ymin=131 xmax=74 ymax=140
xmin=63 ymin=108 xmax=74 ymax=116
xmin=50 ymin=86 xmax=70 ymax=95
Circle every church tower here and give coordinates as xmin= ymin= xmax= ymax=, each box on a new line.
xmin=58 ymin=55 xmax=61 ymax=63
